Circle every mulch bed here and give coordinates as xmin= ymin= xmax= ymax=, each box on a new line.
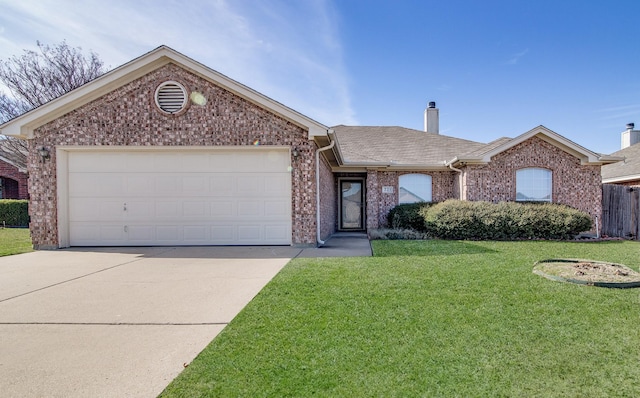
xmin=533 ymin=259 xmax=640 ymax=288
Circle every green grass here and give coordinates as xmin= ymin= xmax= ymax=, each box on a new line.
xmin=0 ymin=228 xmax=32 ymax=256
xmin=160 ymin=240 xmax=640 ymax=397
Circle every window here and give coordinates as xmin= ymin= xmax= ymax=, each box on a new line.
xmin=516 ymin=168 xmax=552 ymax=202
xmin=399 ymin=174 xmax=432 ymax=203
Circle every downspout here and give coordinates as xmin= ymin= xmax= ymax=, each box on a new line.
xmin=447 ymin=161 xmax=464 ymax=200
xmin=316 ymin=135 xmax=335 ymax=246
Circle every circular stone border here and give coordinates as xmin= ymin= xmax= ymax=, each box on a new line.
xmin=533 ymin=259 xmax=640 ymax=289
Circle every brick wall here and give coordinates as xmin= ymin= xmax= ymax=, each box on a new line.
xmin=0 ymin=159 xmax=28 ymax=199
xmin=462 ymin=136 xmax=603 ymax=229
xmin=28 ymin=63 xmax=318 ymax=248
xmin=318 ymin=150 xmax=336 ymax=240
xmin=366 ymin=170 xmax=457 ymax=228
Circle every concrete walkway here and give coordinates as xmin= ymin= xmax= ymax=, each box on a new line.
xmin=0 ymin=234 xmax=371 ymax=398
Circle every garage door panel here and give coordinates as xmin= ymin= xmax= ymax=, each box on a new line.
xmin=156 ymin=226 xmax=181 ymax=242
xmin=155 ymin=176 xmax=180 ymax=194
xmin=236 ymin=176 xmax=263 ymax=194
xmin=238 ymin=226 xmax=261 ymax=241
xmin=238 ymin=201 xmax=261 ymax=216
xmin=70 ymin=224 xmax=127 ymax=245
xmin=182 ymin=176 xmax=208 ymax=193
xmin=211 ymin=225 xmax=235 ymax=242
xmin=210 ymin=201 xmax=234 ymax=217
xmin=70 ymin=199 xmax=124 ymax=221
xmin=70 ymin=153 xmax=127 ymax=173
xmin=210 ymin=176 xmax=235 ymax=196
xmin=265 ymin=225 xmax=290 ymax=241
xmin=265 ymin=200 xmax=289 ymax=217
xmin=155 ymin=201 xmax=180 ymax=218
xmin=184 ymin=226 xmax=209 ymax=242
xmin=68 ymin=149 xmax=291 ymax=246
xmin=69 ymin=173 xmax=125 ymax=196
xmin=125 ymin=201 xmax=155 ymax=220
xmin=125 ymin=175 xmax=156 ymax=196
xmin=128 ymin=225 xmax=155 ymax=242
xmin=264 ymin=174 xmax=290 ymax=195
xmin=183 ymin=201 xmax=207 ymax=217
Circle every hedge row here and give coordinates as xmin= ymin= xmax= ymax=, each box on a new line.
xmin=386 ymin=200 xmax=592 ymax=240
xmin=0 ymin=200 xmax=29 ymax=227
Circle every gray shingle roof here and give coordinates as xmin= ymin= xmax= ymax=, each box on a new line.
xmin=331 ymin=125 xmax=487 ymax=167
xmin=601 ymin=143 xmax=640 ymax=181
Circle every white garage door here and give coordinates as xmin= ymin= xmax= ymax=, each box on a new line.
xmin=67 ymin=149 xmax=292 ymax=246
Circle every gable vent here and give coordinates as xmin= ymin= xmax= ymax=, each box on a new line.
xmin=155 ymin=81 xmax=187 ymax=114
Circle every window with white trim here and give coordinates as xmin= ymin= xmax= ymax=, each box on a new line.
xmin=516 ymin=168 xmax=552 ymax=202
xmin=399 ymin=174 xmax=432 ymax=203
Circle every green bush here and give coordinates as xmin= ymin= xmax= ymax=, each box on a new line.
xmin=0 ymin=200 xmax=29 ymax=227
xmin=386 ymin=202 xmax=434 ymax=231
xmin=422 ymin=200 xmax=592 ymax=240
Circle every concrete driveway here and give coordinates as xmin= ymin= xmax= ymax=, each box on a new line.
xmin=0 ymin=246 xmax=300 ymax=398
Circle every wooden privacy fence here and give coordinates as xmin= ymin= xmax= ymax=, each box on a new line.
xmin=602 ymin=184 xmax=639 ymax=239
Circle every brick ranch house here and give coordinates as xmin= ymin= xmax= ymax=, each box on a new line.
xmin=0 ymin=46 xmax=621 ymax=249
xmin=0 ymin=156 xmax=28 ymax=200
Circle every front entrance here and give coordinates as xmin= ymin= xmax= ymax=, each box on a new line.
xmin=339 ymin=179 xmax=365 ymax=230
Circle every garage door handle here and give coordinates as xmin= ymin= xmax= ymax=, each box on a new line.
xmin=124 ymin=225 xmax=128 ymax=232
xmin=123 ymin=203 xmax=127 ymax=211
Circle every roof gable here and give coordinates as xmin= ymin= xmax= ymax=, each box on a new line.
xmin=447 ymin=125 xmax=620 ymax=166
xmin=0 ymin=45 xmax=328 ymax=139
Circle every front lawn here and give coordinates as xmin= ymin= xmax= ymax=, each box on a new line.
xmin=160 ymin=240 xmax=640 ymax=397
xmin=0 ymin=228 xmax=33 ymax=256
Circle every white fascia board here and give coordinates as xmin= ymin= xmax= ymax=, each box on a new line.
xmin=602 ymin=174 xmax=640 ymax=184
xmin=0 ymin=45 xmax=329 ymax=139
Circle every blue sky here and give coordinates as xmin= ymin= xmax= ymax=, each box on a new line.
xmin=0 ymin=0 xmax=638 ymax=154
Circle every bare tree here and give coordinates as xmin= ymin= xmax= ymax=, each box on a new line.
xmin=0 ymin=41 xmax=106 ymax=169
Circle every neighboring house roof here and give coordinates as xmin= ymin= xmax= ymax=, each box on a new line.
xmin=0 ymin=45 xmax=329 ymax=140
xmin=331 ymin=125 xmax=486 ymax=169
xmin=330 ymin=125 xmax=620 ymax=170
xmin=0 ymin=154 xmax=26 ymax=173
xmin=601 ymin=142 xmax=640 ymax=183
xmin=399 ymin=187 xmax=424 ymax=203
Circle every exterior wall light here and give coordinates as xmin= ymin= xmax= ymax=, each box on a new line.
xmin=292 ymin=148 xmax=300 ymax=158
xmin=38 ymin=146 xmax=50 ymax=162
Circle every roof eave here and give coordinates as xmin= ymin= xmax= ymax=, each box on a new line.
xmin=602 ymin=174 xmax=640 ymax=184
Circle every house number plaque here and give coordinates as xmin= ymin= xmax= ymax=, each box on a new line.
xmin=382 ymin=186 xmax=394 ymax=194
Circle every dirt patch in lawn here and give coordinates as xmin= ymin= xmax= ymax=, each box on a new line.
xmin=533 ymin=259 xmax=640 ymax=288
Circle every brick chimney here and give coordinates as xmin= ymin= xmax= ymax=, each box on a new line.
xmin=621 ymin=122 xmax=639 ymax=149
xmin=424 ymin=101 xmax=439 ymax=134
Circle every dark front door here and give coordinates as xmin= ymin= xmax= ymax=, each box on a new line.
xmin=340 ymin=180 xmax=364 ymax=230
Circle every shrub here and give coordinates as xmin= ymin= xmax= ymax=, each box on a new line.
xmin=387 ymin=202 xmax=434 ymax=231
xmin=0 ymin=200 xmax=29 ymax=227
xmin=422 ymin=200 xmax=592 ymax=240
xmin=369 ymin=228 xmax=430 ymax=240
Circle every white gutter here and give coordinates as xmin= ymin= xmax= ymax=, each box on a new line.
xmin=316 ymin=134 xmax=335 ymax=246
